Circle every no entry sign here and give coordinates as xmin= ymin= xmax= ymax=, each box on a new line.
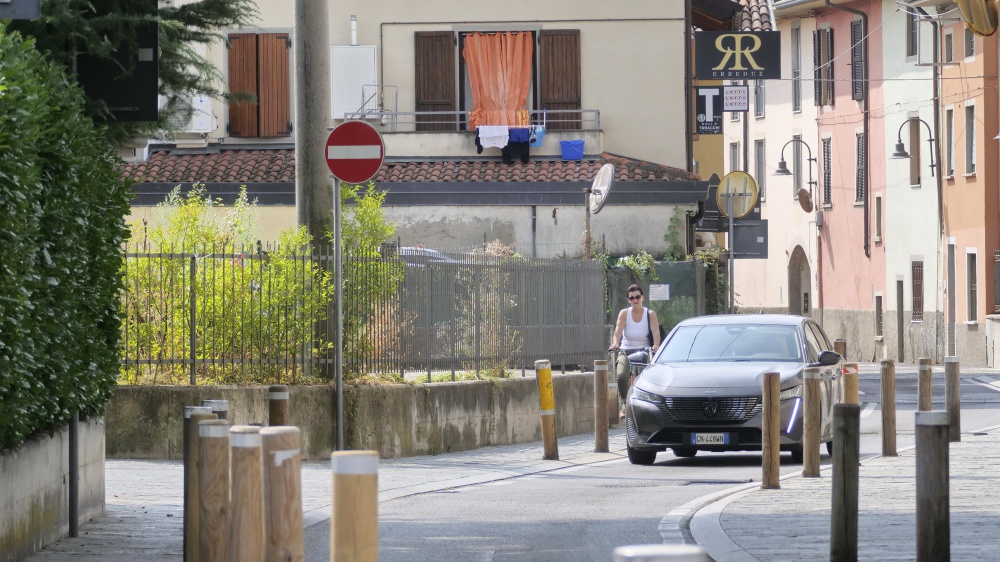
xmin=324 ymin=120 xmax=385 ymax=184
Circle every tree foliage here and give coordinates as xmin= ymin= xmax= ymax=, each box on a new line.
xmin=8 ymin=0 xmax=259 ymax=144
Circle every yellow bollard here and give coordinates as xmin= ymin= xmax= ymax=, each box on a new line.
xmin=843 ymin=362 xmax=859 ymax=405
xmin=535 ymin=359 xmax=559 ymax=460
xmin=594 ymin=360 xmax=609 ymax=453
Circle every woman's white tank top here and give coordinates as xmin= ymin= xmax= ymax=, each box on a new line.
xmin=621 ymin=307 xmax=648 ymax=349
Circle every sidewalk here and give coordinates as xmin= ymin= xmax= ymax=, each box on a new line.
xmin=25 ymin=430 xmax=629 ymax=561
xmin=690 ymin=425 xmax=1000 ymax=561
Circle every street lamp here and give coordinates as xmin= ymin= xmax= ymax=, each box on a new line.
xmin=890 ymin=117 xmax=936 ymax=177
xmin=774 ymin=138 xmax=818 ymax=210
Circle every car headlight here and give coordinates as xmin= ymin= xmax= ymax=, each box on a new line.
xmin=779 ymin=385 xmax=802 ymax=400
xmin=632 ymin=388 xmax=661 ymax=403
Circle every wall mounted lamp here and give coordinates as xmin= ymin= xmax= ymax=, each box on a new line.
xmin=774 ymin=138 xmax=818 ymax=211
xmin=890 ymin=117 xmax=936 ymax=177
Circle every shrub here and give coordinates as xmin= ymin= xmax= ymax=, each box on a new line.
xmin=0 ymin=27 xmax=131 ymax=450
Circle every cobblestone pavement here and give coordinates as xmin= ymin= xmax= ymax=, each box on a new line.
xmin=25 ymin=430 xmax=628 ymax=561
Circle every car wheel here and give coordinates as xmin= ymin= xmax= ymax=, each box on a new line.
xmin=790 ymin=447 xmax=804 ymax=464
xmin=671 ymin=447 xmax=697 ymax=458
xmin=826 ymin=441 xmax=834 ymax=456
xmin=627 ymin=444 xmax=657 ymax=465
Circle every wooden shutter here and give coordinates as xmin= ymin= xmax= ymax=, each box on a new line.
xmin=228 ymin=33 xmax=258 ymax=137
xmin=414 ymin=31 xmax=456 ymax=131
xmin=851 ymin=20 xmax=864 ymax=101
xmin=813 ymin=30 xmax=822 ymax=107
xmin=539 ymin=30 xmax=581 ymax=130
xmin=258 ymin=33 xmax=291 ymax=137
xmin=825 ymin=28 xmax=835 ymax=106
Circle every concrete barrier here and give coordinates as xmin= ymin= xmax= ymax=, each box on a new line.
xmin=0 ymin=418 xmax=105 ymax=562
xmin=107 ymin=373 xmax=597 ymax=460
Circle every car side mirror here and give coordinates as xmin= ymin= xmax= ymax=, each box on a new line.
xmin=817 ymin=350 xmax=842 ymax=366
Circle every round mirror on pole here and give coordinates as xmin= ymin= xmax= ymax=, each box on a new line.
xmin=590 ymin=163 xmax=615 ymax=214
xmin=957 ymin=0 xmax=999 ymax=36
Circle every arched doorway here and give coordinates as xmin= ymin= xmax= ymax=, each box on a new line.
xmin=788 ymin=246 xmax=811 ymax=316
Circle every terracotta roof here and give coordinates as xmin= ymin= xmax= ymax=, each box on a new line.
xmin=120 ymin=148 xmax=700 ymax=184
xmin=737 ymin=0 xmax=772 ymax=31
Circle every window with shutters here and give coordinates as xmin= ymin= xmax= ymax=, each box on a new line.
xmin=755 ymin=139 xmax=766 ymax=201
xmin=822 ymin=137 xmax=832 ymax=205
xmin=875 ymin=195 xmax=882 ymax=242
xmin=813 ymin=28 xmax=834 ymax=106
xmin=912 ymin=261 xmax=924 ymax=321
xmin=413 ymin=29 xmax=581 ymax=132
xmin=965 ymin=104 xmax=976 ymax=174
xmin=944 ymin=31 xmax=953 ymax=63
xmin=968 ymin=251 xmax=978 ymax=322
xmin=855 ymin=132 xmax=866 ymax=202
xmin=792 ymin=27 xmax=801 ymax=112
xmin=851 ymin=20 xmax=865 ymax=101
xmin=965 ymin=28 xmax=975 ymax=57
xmin=754 ymin=80 xmax=765 ymax=118
xmin=906 ymin=12 xmax=918 ymax=58
xmin=909 ymin=120 xmax=922 ymax=186
xmin=227 ymin=33 xmax=291 ymax=138
xmin=946 ymin=108 xmax=954 ymax=176
xmin=793 ymin=134 xmax=802 ymax=195
xmin=730 ymin=142 xmax=740 ymax=173
xmin=875 ymin=295 xmax=883 ymax=336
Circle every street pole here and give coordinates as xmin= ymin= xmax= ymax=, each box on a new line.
xmin=333 ymin=177 xmax=343 ymax=451
xmin=294 ymin=0 xmax=332 ymax=241
xmin=728 ymin=191 xmax=734 ymax=314
xmin=584 ymin=187 xmax=592 ymax=260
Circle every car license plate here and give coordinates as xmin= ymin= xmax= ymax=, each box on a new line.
xmin=691 ymin=433 xmax=729 ymax=445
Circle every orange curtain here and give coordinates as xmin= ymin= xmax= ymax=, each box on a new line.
xmin=463 ymin=32 xmax=533 ymax=130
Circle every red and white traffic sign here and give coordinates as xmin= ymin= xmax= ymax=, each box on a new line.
xmin=324 ymin=120 xmax=385 ymax=184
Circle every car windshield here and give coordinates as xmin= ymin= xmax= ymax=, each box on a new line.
xmin=655 ymin=324 xmax=803 ymax=363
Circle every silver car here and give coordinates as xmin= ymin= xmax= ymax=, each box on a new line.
xmin=625 ymin=314 xmax=843 ymax=465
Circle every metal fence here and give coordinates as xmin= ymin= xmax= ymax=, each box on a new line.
xmin=120 ymin=244 xmax=606 ymax=384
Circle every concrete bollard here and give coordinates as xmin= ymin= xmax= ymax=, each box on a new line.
xmin=830 ymin=403 xmax=860 ymax=562
xmin=944 ymin=356 xmax=961 ymax=442
xmin=802 ymin=367 xmax=821 ymax=477
xmin=202 ymin=399 xmax=229 ymax=421
xmin=198 ymin=419 xmax=230 ymax=562
xmin=229 ymin=425 xmax=265 ymax=562
xmin=761 ymin=372 xmax=780 ymax=489
xmin=331 ymin=451 xmax=379 ymax=562
xmin=612 ymin=544 xmax=710 ymax=561
xmin=535 ymin=359 xmax=559 ymax=460
xmin=842 ymin=362 xmax=859 ymax=405
xmin=594 ymin=360 xmax=609 ymax=453
xmin=261 ymin=427 xmax=304 ymax=562
xmin=915 ymin=411 xmax=950 ymax=562
xmin=880 ymin=360 xmax=897 ymax=456
xmin=185 ymin=409 xmax=217 ymax=562
xmin=834 ymin=338 xmax=846 ymax=360
xmin=918 ymin=357 xmax=932 ymax=411
xmin=268 ymin=385 xmax=289 ymax=426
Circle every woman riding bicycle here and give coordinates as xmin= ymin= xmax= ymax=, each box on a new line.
xmin=608 ymin=284 xmax=660 ymax=416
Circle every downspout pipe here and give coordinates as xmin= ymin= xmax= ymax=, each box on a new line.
xmin=825 ymin=0 xmax=869 ymax=258
xmin=685 ymin=0 xmax=694 ymax=172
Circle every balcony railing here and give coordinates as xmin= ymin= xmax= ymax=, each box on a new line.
xmin=345 ymin=108 xmax=601 ymax=133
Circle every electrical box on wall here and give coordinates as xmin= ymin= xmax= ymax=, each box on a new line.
xmin=330 ymin=45 xmax=377 ymax=119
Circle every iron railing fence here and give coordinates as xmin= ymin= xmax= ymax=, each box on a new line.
xmin=120 ymin=244 xmax=606 ymax=385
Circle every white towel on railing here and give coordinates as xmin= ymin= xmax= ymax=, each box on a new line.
xmin=477 ymin=126 xmax=509 ymax=149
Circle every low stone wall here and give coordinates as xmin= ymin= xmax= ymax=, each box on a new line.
xmin=107 ymin=373 xmax=597 ymax=461
xmin=0 ymin=418 xmax=105 ymax=562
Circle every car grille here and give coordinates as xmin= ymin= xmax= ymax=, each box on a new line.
xmin=657 ymin=397 xmax=762 ymax=425
xmin=647 ymin=428 xmax=762 ymax=446
xmin=626 ymin=416 xmax=638 ymax=442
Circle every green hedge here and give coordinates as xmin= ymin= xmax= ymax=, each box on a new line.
xmin=0 ymin=27 xmax=130 ymax=450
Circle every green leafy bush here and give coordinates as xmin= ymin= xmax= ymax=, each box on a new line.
xmin=0 ymin=27 xmax=131 ymax=451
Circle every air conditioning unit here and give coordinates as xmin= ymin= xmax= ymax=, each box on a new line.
xmin=159 ymin=94 xmax=217 ymax=134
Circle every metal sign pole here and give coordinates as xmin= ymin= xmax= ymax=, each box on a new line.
xmin=333 ymin=176 xmax=343 ymax=451
xmin=584 ymin=187 xmax=592 ymax=259
xmin=728 ymin=191 xmax=734 ymax=314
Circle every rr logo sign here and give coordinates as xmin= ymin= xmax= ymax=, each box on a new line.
xmin=713 ymin=34 xmax=764 ymax=71
xmin=694 ymin=31 xmax=781 ymax=80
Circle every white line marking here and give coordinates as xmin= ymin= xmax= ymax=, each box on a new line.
xmin=327 ymin=145 xmax=381 ymax=160
xmin=860 ymin=403 xmax=876 ymax=419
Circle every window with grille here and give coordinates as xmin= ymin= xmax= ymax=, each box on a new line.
xmin=855 ymin=132 xmax=866 ymax=202
xmin=755 ymin=139 xmax=766 ymax=201
xmin=965 ymin=105 xmax=976 ymax=174
xmin=813 ymin=28 xmax=834 ymax=106
xmin=875 ymin=295 xmax=883 ymax=336
xmin=944 ymin=32 xmax=953 ymax=63
xmin=792 ymin=28 xmax=801 ymax=112
xmin=965 ymin=28 xmax=975 ymax=57
xmin=946 ymin=108 xmax=954 ymax=176
xmin=912 ymin=261 xmax=923 ymax=321
xmin=851 ymin=20 xmax=865 ymax=101
xmin=754 ymin=80 xmax=765 ymax=118
xmin=822 ymin=137 xmax=832 ymax=205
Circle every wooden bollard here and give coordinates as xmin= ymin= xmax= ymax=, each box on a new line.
xmin=761 ymin=372 xmax=780 ymax=489
xmin=802 ymin=367 xmax=821 ymax=477
xmin=198 ymin=419 xmax=230 ymax=562
xmin=843 ymin=362 xmax=859 ymax=405
xmin=915 ymin=411 xmax=950 ymax=562
xmin=229 ymin=425 xmax=265 ymax=562
xmin=612 ymin=544 xmax=710 ymax=561
xmin=535 ymin=359 xmax=559 ymax=460
xmin=880 ymin=360 xmax=897 ymax=456
xmin=830 ymin=403 xmax=860 ymax=562
xmin=185 ymin=409 xmax=217 ymax=562
xmin=594 ymin=360 xmax=609 ymax=453
xmin=945 ymin=356 xmax=961 ymax=442
xmin=261 ymin=427 xmax=304 ymax=562
xmin=202 ymin=399 xmax=229 ymax=421
xmin=918 ymin=357 xmax=932 ymax=411
xmin=834 ymin=338 xmax=847 ymax=360
xmin=268 ymin=385 xmax=289 ymax=426
xmin=608 ymin=379 xmax=620 ymax=428
xmin=331 ymin=451 xmax=378 ymax=562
